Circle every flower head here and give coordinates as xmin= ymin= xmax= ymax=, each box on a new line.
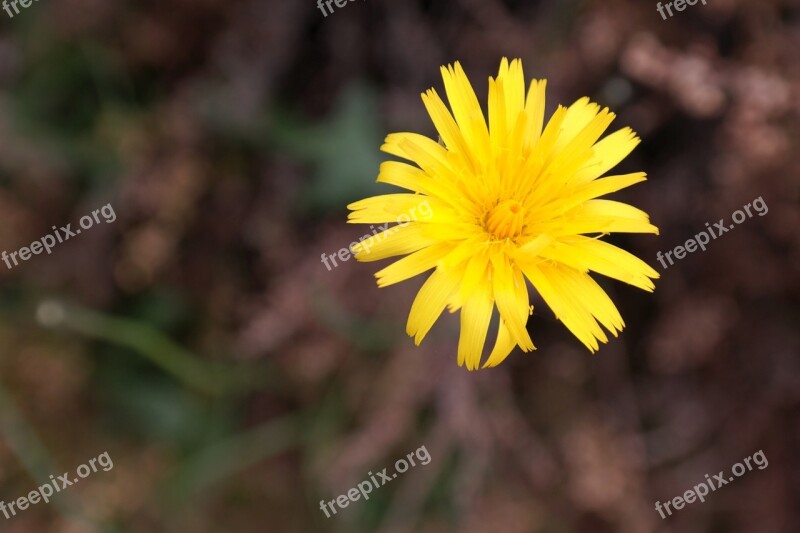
xmin=348 ymin=58 xmax=659 ymax=370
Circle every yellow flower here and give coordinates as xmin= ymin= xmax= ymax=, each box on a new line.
xmin=347 ymin=58 xmax=659 ymax=370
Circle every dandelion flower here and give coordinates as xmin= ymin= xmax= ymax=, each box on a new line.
xmin=347 ymin=58 xmax=659 ymax=370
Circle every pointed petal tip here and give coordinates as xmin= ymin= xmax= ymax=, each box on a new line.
xmin=521 ymin=343 xmax=537 ymax=353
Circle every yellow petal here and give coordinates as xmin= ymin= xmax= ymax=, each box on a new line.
xmin=440 ymin=62 xmax=491 ymax=162
xmin=552 ymin=267 xmax=624 ymax=336
xmin=406 ymin=265 xmax=464 ymax=344
xmin=547 ymin=107 xmax=616 ymax=181
xmin=351 ymin=223 xmax=436 ymax=261
xmin=516 ymin=105 xmax=568 ymax=200
xmin=458 ymin=253 xmax=490 ymax=303
xmin=498 ymin=58 xmax=526 ymax=127
xmin=375 ymin=242 xmax=454 ymax=287
xmin=519 ymin=261 xmax=605 ymax=352
xmin=458 ymin=280 xmax=494 ymax=370
xmin=347 ymin=194 xmax=442 ymax=224
xmin=573 ymin=127 xmax=641 ymax=184
xmin=554 ymin=97 xmax=602 ymax=152
xmin=524 ymin=79 xmax=547 ymax=150
xmin=481 ymin=319 xmax=525 ymax=368
xmin=517 ymin=234 xmax=554 ymax=256
xmin=488 ymin=75 xmax=508 ymax=155
xmin=383 ymin=133 xmax=484 ymax=211
xmin=522 ymin=106 xmax=617 ymax=211
xmin=421 ymin=88 xmax=475 ymax=171
xmin=539 ymin=236 xmax=659 ymax=291
xmin=438 ymin=236 xmax=488 ymax=271
xmin=375 ymin=161 xmax=448 ymax=198
xmin=381 ymin=132 xmax=455 ymax=178
xmin=557 ymin=172 xmax=648 ymax=213
xmin=491 ymin=255 xmax=534 ymax=351
xmin=542 ymin=200 xmax=659 ymax=236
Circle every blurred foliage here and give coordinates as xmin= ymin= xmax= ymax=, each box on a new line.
xmin=270 ymin=83 xmax=386 ymax=213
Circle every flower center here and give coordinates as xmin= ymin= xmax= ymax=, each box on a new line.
xmin=485 ymin=199 xmax=525 ymax=239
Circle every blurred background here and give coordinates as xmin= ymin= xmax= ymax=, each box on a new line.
xmin=0 ymin=0 xmax=798 ymax=531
